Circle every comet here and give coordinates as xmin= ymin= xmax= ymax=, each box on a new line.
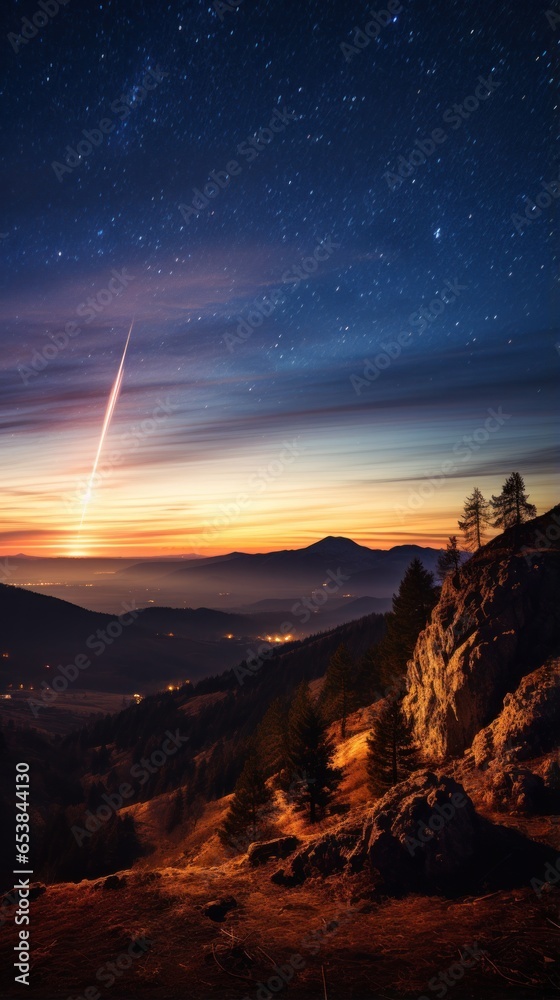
xmin=77 ymin=319 xmax=134 ymax=534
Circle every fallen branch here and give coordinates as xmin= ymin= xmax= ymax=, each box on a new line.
xmin=321 ymin=964 xmax=328 ymax=1000
xmin=211 ymin=943 xmax=252 ymax=982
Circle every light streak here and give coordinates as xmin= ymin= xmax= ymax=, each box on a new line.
xmin=77 ymin=319 xmax=134 ymax=534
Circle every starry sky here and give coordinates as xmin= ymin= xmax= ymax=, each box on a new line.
xmin=0 ymin=0 xmax=557 ymax=557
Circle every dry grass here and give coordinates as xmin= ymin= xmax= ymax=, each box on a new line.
xmin=2 ymin=862 xmax=560 ymax=999
xmin=3 ymin=707 xmax=560 ymax=998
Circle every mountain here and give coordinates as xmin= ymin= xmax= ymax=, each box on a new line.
xmin=0 ymin=584 xmax=257 ymax=695
xmin=0 ymin=539 xmax=441 ymax=613
xmin=115 ymin=537 xmax=442 ymax=607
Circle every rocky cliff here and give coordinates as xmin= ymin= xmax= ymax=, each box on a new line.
xmin=403 ymin=506 xmax=560 ymax=759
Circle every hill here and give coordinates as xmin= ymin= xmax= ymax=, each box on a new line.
xmin=2 ymin=512 xmax=560 ymax=998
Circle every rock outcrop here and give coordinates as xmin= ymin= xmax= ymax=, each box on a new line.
xmin=247 ymin=836 xmax=300 ymax=866
xmin=483 ymin=765 xmax=547 ymax=815
xmin=202 ymin=896 xmax=237 ymax=922
xmin=403 ymin=507 xmax=560 ymax=759
xmin=271 ymin=771 xmax=556 ymax=896
xmin=352 ymin=771 xmax=480 ymax=894
xmin=471 ymin=658 xmax=560 ymax=766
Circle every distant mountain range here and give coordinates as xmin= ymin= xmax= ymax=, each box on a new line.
xmin=116 ymin=536 xmax=442 ymax=604
xmin=0 ymin=537 xmax=441 ymax=614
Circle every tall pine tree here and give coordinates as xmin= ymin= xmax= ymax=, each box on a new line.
xmin=379 ymin=559 xmax=437 ymax=684
xmin=366 ymin=699 xmax=420 ymax=796
xmin=321 ymin=643 xmax=356 ymax=738
xmin=218 ymin=751 xmax=272 ymax=852
xmin=285 ymin=683 xmax=342 ymax=823
xmin=491 ymin=472 xmax=537 ymax=530
xmin=254 ymin=697 xmax=289 ymax=779
xmin=458 ymin=487 xmax=490 ymax=550
xmin=436 ymin=535 xmax=464 ymax=581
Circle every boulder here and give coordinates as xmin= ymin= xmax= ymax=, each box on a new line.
xmin=247 ymin=836 xmax=300 ymax=866
xmin=471 ymin=659 xmax=560 ymax=766
xmin=271 ymin=771 xmax=557 ymax=896
xmin=485 ymin=766 xmax=547 ymax=815
xmin=289 ymin=834 xmax=347 ymax=883
xmin=359 ymin=771 xmax=481 ymax=894
xmin=202 ymin=896 xmax=237 ymax=922
xmin=270 ymin=868 xmax=301 ymax=887
xmin=103 ymin=874 xmax=126 ymax=891
xmin=404 ymin=508 xmax=560 ymax=759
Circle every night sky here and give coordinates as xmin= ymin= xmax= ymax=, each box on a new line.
xmin=0 ymin=0 xmax=557 ymax=556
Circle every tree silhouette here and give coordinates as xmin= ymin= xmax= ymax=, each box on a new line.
xmin=218 ymin=751 xmax=272 ymax=851
xmin=321 ymin=643 xmax=355 ymax=738
xmin=366 ymin=698 xmax=420 ymax=796
xmin=255 ymin=697 xmax=289 ymax=778
xmin=458 ymin=487 xmax=491 ymax=549
xmin=436 ymin=535 xmax=464 ymax=581
xmin=491 ymin=472 xmax=537 ymax=530
xmin=380 ymin=559 xmax=437 ymax=684
xmin=166 ymin=788 xmax=184 ymax=834
xmin=285 ymin=683 xmax=342 ymax=823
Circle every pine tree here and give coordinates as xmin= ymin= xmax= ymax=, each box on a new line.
xmin=491 ymin=472 xmax=537 ymax=530
xmin=458 ymin=487 xmax=490 ymax=550
xmin=218 ymin=752 xmax=272 ymax=851
xmin=436 ymin=535 xmax=464 ymax=581
xmin=285 ymin=683 xmax=343 ymax=824
xmin=254 ymin=697 xmax=289 ymax=778
xmin=166 ymin=788 xmax=184 ymax=834
xmin=380 ymin=559 xmax=437 ymax=684
xmin=321 ymin=644 xmax=355 ymax=738
xmin=366 ymin=699 xmax=420 ymax=796
xmin=354 ymin=645 xmax=384 ymax=706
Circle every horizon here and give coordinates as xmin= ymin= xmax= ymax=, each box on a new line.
xmin=0 ymin=525 xmax=507 ymax=560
